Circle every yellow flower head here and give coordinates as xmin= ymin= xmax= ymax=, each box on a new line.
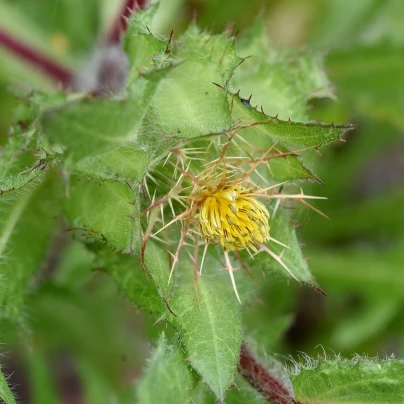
xmin=198 ymin=185 xmax=270 ymax=252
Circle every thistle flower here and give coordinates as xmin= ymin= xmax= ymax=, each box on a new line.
xmin=198 ymin=184 xmax=270 ymax=252
xmin=142 ymin=132 xmax=325 ymax=304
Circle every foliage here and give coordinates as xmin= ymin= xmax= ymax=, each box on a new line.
xmin=0 ymin=0 xmax=402 ymax=403
xmin=289 ymin=355 xmax=404 ymax=403
xmin=0 ymin=365 xmax=16 ymax=404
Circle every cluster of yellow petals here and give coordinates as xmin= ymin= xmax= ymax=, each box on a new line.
xmin=198 ymin=184 xmax=270 ymax=252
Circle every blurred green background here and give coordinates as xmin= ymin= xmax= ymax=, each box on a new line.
xmin=0 ymin=0 xmax=403 ymax=402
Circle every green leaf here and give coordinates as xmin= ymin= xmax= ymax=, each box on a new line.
xmin=40 ymin=70 xmax=171 ymax=161
xmin=126 ymin=22 xmax=239 ymax=141
xmin=100 ymin=242 xmax=171 ymax=317
xmin=136 ymin=333 xmax=197 ymax=404
xmin=74 ymin=144 xmax=149 ymax=184
xmin=230 ymin=90 xmax=356 ymax=150
xmin=170 ymin=263 xmax=242 ymax=402
xmin=290 ymin=356 xmax=404 ymax=403
xmin=125 ymin=3 xmax=159 ymax=36
xmin=151 ymin=60 xmax=233 ymax=139
xmin=126 ymin=32 xmax=169 ymax=86
xmin=0 ymin=171 xmax=61 ymax=322
xmin=124 ymin=5 xmax=171 ymax=85
xmin=64 ymin=176 xmax=141 ymax=253
xmin=149 ymin=25 xmax=243 ymax=140
xmin=0 ymin=366 xmax=17 ymax=404
xmin=41 ymin=96 xmax=138 ymax=160
xmin=0 ymin=126 xmax=61 ymax=201
xmin=0 ymin=134 xmax=44 ymax=200
xmin=142 ymin=242 xmax=173 ymax=303
xmin=178 ymin=25 xmax=241 ymax=81
xmin=114 ymin=241 xmax=242 ymax=402
xmin=104 ymin=242 xmax=244 ymax=400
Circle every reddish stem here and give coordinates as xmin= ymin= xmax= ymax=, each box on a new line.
xmin=109 ymin=0 xmax=147 ymax=43
xmin=0 ymin=28 xmax=72 ymax=88
xmin=239 ymin=342 xmax=301 ymax=404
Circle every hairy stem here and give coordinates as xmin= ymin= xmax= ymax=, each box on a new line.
xmin=239 ymin=342 xmax=301 ymax=404
xmin=0 ymin=28 xmax=72 ymax=87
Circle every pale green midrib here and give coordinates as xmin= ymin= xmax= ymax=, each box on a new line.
xmin=0 ymin=188 xmax=34 ymax=256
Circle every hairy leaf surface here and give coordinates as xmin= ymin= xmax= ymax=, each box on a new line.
xmin=0 ymin=366 xmax=16 ymax=404
xmin=290 ymin=356 xmax=404 ymax=403
xmin=137 ymin=333 xmax=197 ymax=404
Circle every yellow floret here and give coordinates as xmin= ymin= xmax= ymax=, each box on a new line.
xmin=198 ymin=185 xmax=270 ymax=251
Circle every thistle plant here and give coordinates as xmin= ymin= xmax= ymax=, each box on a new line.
xmin=1 ymin=2 xmax=404 ymax=404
